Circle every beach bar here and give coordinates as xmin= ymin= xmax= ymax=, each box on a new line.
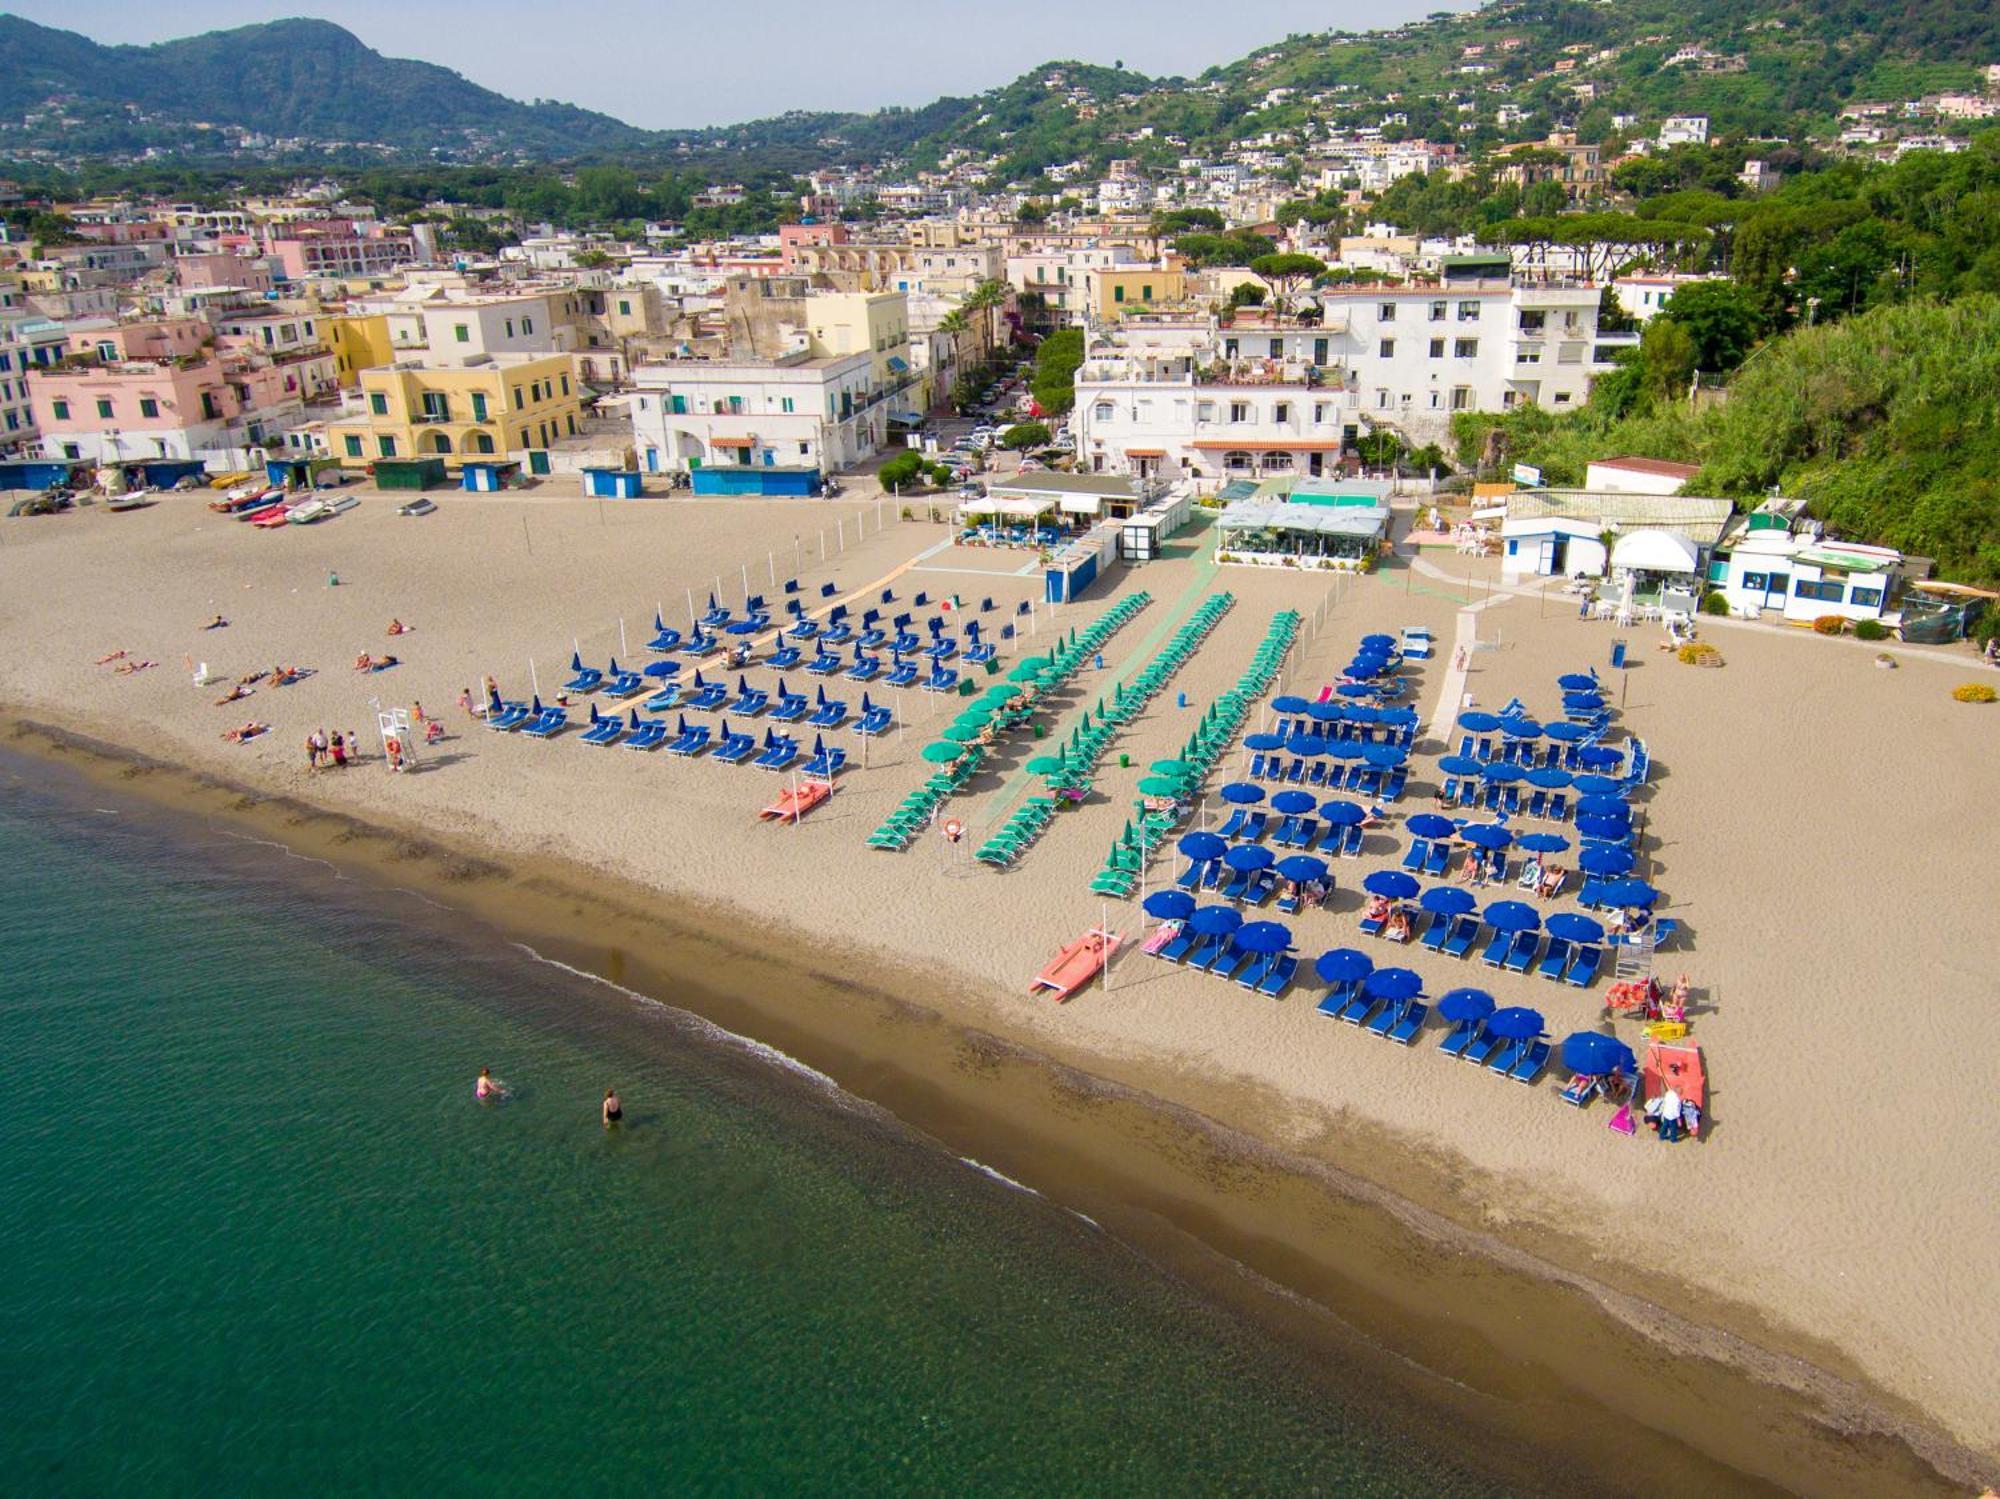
xmin=1213 ymin=487 xmax=1390 ymax=572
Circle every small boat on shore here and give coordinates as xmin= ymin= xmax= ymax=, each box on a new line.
xmin=759 ymin=778 xmax=833 ymax=822
xmin=286 ymin=498 xmax=332 ymax=525
xmin=106 ymin=491 xmax=156 ymax=512
xmin=1029 ymin=926 xmax=1124 ymax=1001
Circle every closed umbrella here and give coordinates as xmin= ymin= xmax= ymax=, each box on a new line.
xmin=1143 ymin=890 xmax=1196 ymax=921
xmin=1438 ymin=755 xmax=1487 ymax=777
xmin=1518 ymin=832 xmax=1569 ymax=853
xmin=1270 ymin=790 xmax=1317 ymax=815
xmin=1525 ymin=765 xmax=1574 ymax=788
xmin=1571 ymin=775 xmax=1626 ymax=798
xmin=1459 ymin=710 xmax=1503 ymax=733
xmin=1364 ymin=967 xmax=1423 ymax=1001
xmin=1604 ymin=878 xmax=1659 ymax=907
xmin=1314 ymin=948 xmax=1373 ymax=984
xmin=1556 ymin=673 xmax=1599 ymax=692
xmin=1486 ymin=1006 xmax=1546 ymax=1040
xmin=1483 ymin=899 xmax=1541 ymax=932
xmin=1420 ymin=885 xmax=1477 ymax=916
xmin=1245 ymin=731 xmax=1287 ymax=752
xmin=1223 ymin=844 xmax=1273 ymax=872
xmin=1560 ymin=1031 xmax=1636 ymax=1077
xmin=1319 ymin=799 xmax=1367 ymax=826
xmin=1363 ymin=869 xmax=1419 ymax=899
xmin=1459 ymin=823 xmax=1512 ymax=849
xmin=1437 ymin=988 xmax=1496 ymax=1024
xmin=1178 ymin=831 xmax=1226 ymax=861
xmin=1276 ymin=854 xmax=1328 ymax=883
xmin=1406 ymin=813 xmax=1457 ymax=840
xmin=1234 ymin=920 xmax=1292 ymax=954
xmin=1186 ymin=905 xmax=1243 ymax=937
xmin=920 ymin=740 xmax=966 ymax=763
xmin=1578 ymin=846 xmax=1634 ymax=877
xmin=1546 ymin=912 xmax=1606 ymax=944
xmin=1220 ymin=782 xmax=1266 ymax=804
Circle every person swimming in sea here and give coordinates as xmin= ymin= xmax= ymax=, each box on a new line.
xmin=602 ymin=1087 xmax=622 ymax=1127
xmin=476 ymin=1067 xmax=506 ymax=1102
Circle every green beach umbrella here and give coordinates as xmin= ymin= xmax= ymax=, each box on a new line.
xmin=982 ymin=684 xmax=1023 ymax=703
xmin=1026 ymin=754 xmax=1066 ymax=775
xmin=920 ymin=740 xmax=966 ymax=763
xmin=954 ymin=706 xmax=994 ymax=727
xmin=1007 ymin=662 xmax=1046 ymax=683
xmin=1136 ymin=775 xmax=1182 ymax=797
xmin=940 ymin=722 xmax=984 ymax=742
xmin=1150 ymin=759 xmax=1192 ymax=776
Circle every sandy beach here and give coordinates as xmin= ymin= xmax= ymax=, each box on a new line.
xmin=3 ymin=484 xmax=1996 ymax=1481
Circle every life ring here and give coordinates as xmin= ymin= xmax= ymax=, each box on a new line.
xmin=942 ymin=818 xmax=964 ymax=843
xmin=385 ymin=736 xmax=402 ymax=757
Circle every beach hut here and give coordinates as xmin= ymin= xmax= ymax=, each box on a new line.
xmin=691 ymin=465 xmax=822 ymax=497
xmin=460 ymin=460 xmax=521 ymax=493
xmin=372 ymin=457 xmax=448 ymax=492
xmin=582 ymin=467 xmax=644 ymax=499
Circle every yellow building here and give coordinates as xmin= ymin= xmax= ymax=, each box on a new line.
xmin=325 ymin=352 xmax=586 ymax=467
xmin=320 ymin=312 xmax=394 ymax=388
xmin=1088 ymin=267 xmax=1188 ymax=319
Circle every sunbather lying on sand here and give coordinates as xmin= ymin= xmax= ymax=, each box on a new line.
xmin=215 ymin=683 xmax=254 ymax=705
xmin=204 ymin=615 xmax=229 ymax=630
xmin=97 ymin=650 xmax=128 ymax=665
xmin=113 ymin=659 xmax=154 ymax=674
xmin=222 ymin=722 xmax=268 ymax=743
xmin=386 ymin=618 xmax=409 ymax=636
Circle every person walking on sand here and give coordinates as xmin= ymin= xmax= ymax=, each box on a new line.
xmin=602 ymin=1087 xmax=623 ymax=1127
xmin=304 ymin=732 xmax=320 ymax=771
xmin=329 ymin=730 xmax=347 ymax=768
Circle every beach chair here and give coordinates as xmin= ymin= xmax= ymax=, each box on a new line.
xmin=806 ymin=651 xmax=842 ymax=676
xmin=729 ymin=678 xmax=769 ymax=717
xmin=846 ymin=653 xmax=882 ymax=683
xmin=625 ymin=717 xmax=668 ymax=752
xmin=489 ymin=699 xmax=532 ymax=732
xmin=802 ymin=741 xmax=846 ymax=778
xmin=684 ymin=629 xmax=719 ymax=657
xmin=1388 ymin=1000 xmax=1428 ymax=1045
xmin=700 ymin=597 xmax=731 ymax=628
xmin=1255 ymin=954 xmax=1298 ymax=999
xmin=1233 ymin=952 xmax=1275 ymax=991
xmin=922 ymin=666 xmax=960 ymax=693
xmin=714 ymin=723 xmax=757 ymax=764
xmin=883 ymin=656 xmax=919 ymax=689
xmin=854 ymin=702 xmax=893 ymax=737
xmin=1311 ymin=984 xmax=1351 ymax=1020
xmin=753 ymin=733 xmax=798 ymax=772
xmin=1503 ymin=931 xmax=1539 ymax=974
xmin=806 ymin=690 xmax=849 ymax=730
xmin=1339 ymin=823 xmax=1364 ymax=858
xmin=646 ymin=620 xmax=683 ymax=653
xmin=1535 ymin=937 xmax=1573 ymax=982
xmin=562 ymin=660 xmax=603 ymax=695
xmin=1559 ymin=1074 xmax=1601 ymax=1107
xmin=1461 ymin=1026 xmax=1502 ymax=1066
xmin=1562 ymin=945 xmax=1602 ymax=988
xmin=1365 ymin=998 xmax=1401 ymax=1038
xmin=603 ymin=663 xmax=644 ymax=699
xmin=771 ymin=686 xmax=808 ymax=722
xmin=1159 ymin=926 xmax=1201 ymax=964
xmin=686 ymin=673 xmax=728 ymax=713
xmin=1359 ymin=905 xmax=1387 ymax=938
xmin=1337 ymin=986 xmax=1376 ymax=1025
xmin=1509 ymin=1041 xmax=1551 ymax=1084
xmin=1402 ymin=838 xmax=1429 ymax=872
xmin=787 ymin=617 xmax=820 ymax=642
xmin=1479 ymin=928 xmax=1511 ymax=967
xmin=1422 ymin=842 xmax=1451 ymax=878
xmin=523 ymin=706 xmax=568 ymax=739
xmin=1436 ymin=916 xmax=1474 ymax=960
xmin=926 ymin=637 xmax=958 ymax=663
xmin=579 ymin=705 xmax=625 ymax=746
xmin=1485 ymin=1038 xmax=1524 ymax=1076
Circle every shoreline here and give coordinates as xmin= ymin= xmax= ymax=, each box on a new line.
xmin=7 ymin=709 xmax=1985 ymax=1497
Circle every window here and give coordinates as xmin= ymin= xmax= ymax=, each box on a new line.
xmin=1312 ymin=402 xmax=1328 ymax=423
xmin=1141 ymin=284 xmax=1153 ymax=302
xmin=1518 ymin=311 xmax=1545 ymax=333
xmin=1429 ymin=338 xmax=1445 ymax=359
xmin=200 ymin=393 xmax=220 ymax=420
xmin=511 ymin=387 xmax=524 ymax=410
xmin=618 ymin=299 xmax=631 ymax=316
xmin=139 ymin=398 xmax=159 ymax=418
xmin=1229 ymin=401 xmax=1250 ymax=423
xmin=369 ymin=392 xmax=388 ymax=416
xmin=1093 ymin=400 xmax=1115 ymax=421
xmin=1268 ymin=339 xmax=1283 ymax=358
xmin=566 ymin=415 xmax=577 ymax=436
xmin=780 ymin=396 xmax=795 ymax=414
xmin=52 ymin=399 xmax=69 ymax=420
xmin=559 ymin=375 xmax=570 ymax=396
xmin=453 ymin=323 xmax=470 ymax=343
xmin=1763 ymin=573 xmax=1789 ymax=596
xmin=1378 ymin=303 xmax=1396 ymax=320
xmin=1456 ymin=339 xmax=1478 ymax=358
xmin=799 ymin=442 xmax=810 ymax=457
xmin=1222 ymin=450 xmax=1254 ymax=472
xmin=1741 ymin=572 xmax=1768 ymax=593
xmin=1196 ymin=402 xmax=1214 ymax=422
xmin=504 ymin=320 xmax=515 ymax=338
xmin=1796 ymin=578 xmax=1845 ymax=602
xmin=378 ymin=436 xmax=397 ymax=457
xmin=1223 ymin=339 xmax=1239 ymax=360
xmin=1313 ymin=338 xmax=1329 ymax=364
xmin=96 ymin=398 xmax=114 ymax=419
xmin=1113 ymin=286 xmax=1125 ymax=303
xmin=1273 ymin=402 xmax=1290 ymax=424
xmin=1429 ymin=301 xmax=1447 ymax=321
xmin=1450 ymin=387 xmax=1471 ymax=410
xmin=1431 ymin=392 xmax=1443 ymax=409
xmin=523 ymin=318 xmax=534 ymax=334
xmin=1554 ymin=392 xmax=1573 ymax=404
xmin=1501 ymin=391 xmax=1518 ymax=408
xmin=1376 ymin=390 xmax=1390 ymax=409
xmin=1458 ymin=301 xmax=1480 ymax=321
xmin=471 ymin=392 xmax=488 ymax=422
xmin=1378 ymin=339 xmax=1395 ymax=358
xmin=519 ymin=430 xmax=529 ymax=448
xmin=1517 ymin=348 xmax=1540 ymax=364
xmin=343 ymin=435 xmax=363 ymax=458
xmin=421 ymin=392 xmax=449 ymax=420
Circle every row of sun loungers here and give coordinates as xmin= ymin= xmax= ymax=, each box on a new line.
xmin=1147 ymin=925 xmax=1300 ymax=999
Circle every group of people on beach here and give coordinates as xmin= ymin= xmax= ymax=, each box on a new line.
xmin=477 ymin=1068 xmax=623 ymax=1128
xmin=304 ymin=727 xmax=362 ymax=771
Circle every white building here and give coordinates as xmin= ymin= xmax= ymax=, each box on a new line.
xmin=1609 ymin=273 xmax=1725 ymax=323
xmin=625 ymin=352 xmax=881 ymax=480
xmin=1585 ymin=456 xmax=1701 ymax=494
xmin=1711 ymin=524 xmax=1903 ymax=625
xmin=1658 ymin=116 xmax=1711 ymax=146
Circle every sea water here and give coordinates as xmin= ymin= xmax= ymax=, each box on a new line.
xmin=0 ymin=763 xmax=1512 ymax=1496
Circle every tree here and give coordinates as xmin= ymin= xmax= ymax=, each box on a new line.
xmin=1248 ymin=252 xmax=1327 ymax=312
xmin=1153 ymin=207 xmax=1224 ymax=234
xmin=1000 ymin=422 xmax=1051 ymax=449
xmin=1029 ymin=327 xmax=1085 ymax=417
xmin=1637 ymin=318 xmax=1697 ymax=408
xmin=1226 ymin=282 xmax=1267 ymax=311
xmin=878 ymin=451 xmax=926 ymax=490
xmin=1659 ymin=280 xmax=1767 ymax=374
xmin=1016 ymin=200 xmax=1048 ymax=225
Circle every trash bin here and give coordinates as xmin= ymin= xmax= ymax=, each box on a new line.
xmin=1094 ymin=652 xmax=1104 ymax=670
xmin=1119 ymin=753 xmax=1130 ymax=768
xmin=1610 ymin=639 xmax=1628 ymax=669
xmin=1176 ymin=691 xmax=1188 ymax=709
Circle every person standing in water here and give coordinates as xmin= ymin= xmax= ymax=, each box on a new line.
xmin=476 ymin=1067 xmax=503 ymax=1102
xmin=602 ymin=1087 xmax=622 ymax=1127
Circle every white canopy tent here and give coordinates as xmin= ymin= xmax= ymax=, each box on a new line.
xmin=1610 ymin=528 xmax=1700 ymax=574
xmin=960 ymin=495 xmax=1058 ymax=520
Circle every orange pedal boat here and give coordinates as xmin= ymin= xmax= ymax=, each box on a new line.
xmin=1029 ymin=927 xmax=1124 ymax=1001
xmin=759 ymin=778 xmax=834 ymax=823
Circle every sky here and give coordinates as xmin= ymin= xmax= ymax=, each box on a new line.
xmin=4 ymin=0 xmax=1477 ymax=130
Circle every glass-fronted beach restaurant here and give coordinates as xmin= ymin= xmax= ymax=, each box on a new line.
xmin=1214 ymin=478 xmax=1392 ymax=572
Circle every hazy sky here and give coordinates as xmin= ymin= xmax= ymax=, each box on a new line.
xmin=6 ymin=0 xmax=1478 ymax=130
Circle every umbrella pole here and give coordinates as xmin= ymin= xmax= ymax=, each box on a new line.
xmin=1101 ymin=901 xmax=1112 ymax=993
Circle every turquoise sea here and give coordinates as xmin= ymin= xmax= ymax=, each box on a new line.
xmin=0 ymin=759 xmax=1515 ymax=1496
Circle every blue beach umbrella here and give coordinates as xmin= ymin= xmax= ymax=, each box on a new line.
xmin=1546 ymin=912 xmax=1606 ymax=944
xmin=1364 ymin=967 xmax=1424 ymax=1001
xmin=1276 ymin=854 xmax=1329 ymax=883
xmin=1543 ymin=721 xmax=1592 ymax=743
xmin=1343 ymin=660 xmax=1384 ymax=680
xmin=1437 ymin=988 xmax=1496 ymax=1024
xmin=1571 ymin=774 xmax=1626 ymax=798
xmin=1272 ymin=695 xmax=1312 ymax=715
xmin=1224 ymin=844 xmax=1274 ymax=872
xmin=1234 ymin=920 xmax=1293 ymax=954
xmin=1178 ymin=831 xmax=1227 ymax=862
xmin=1526 ymin=765 xmax=1573 ymax=788
xmin=1315 ymin=948 xmax=1374 ymax=985
xmin=1360 ymin=633 xmax=1396 ymax=649
xmin=1563 ymin=693 xmax=1606 ymax=712
xmin=1480 ymin=761 xmax=1524 ymax=783
xmin=1343 ymin=703 xmax=1384 ymax=725
xmin=1337 ymin=681 xmax=1376 ymax=697
xmin=1363 ymin=869 xmax=1419 ymax=899
xmin=1420 ymin=885 xmax=1478 ymax=916
xmin=1459 ymin=823 xmax=1512 ymax=849
xmin=1363 ymin=742 xmax=1407 ymax=767
xmin=1483 ymin=900 xmax=1541 ymax=932
xmin=1285 ymin=733 xmax=1329 ymax=757
xmin=1557 ymin=673 xmax=1599 ymax=692
xmin=1486 ymin=1006 xmax=1546 ymax=1040
xmin=1306 ymin=699 xmax=1345 ymax=722
xmin=1438 ymin=754 xmax=1487 ymax=777
xmin=1561 ymin=1031 xmax=1636 ymax=1076
xmin=1220 ymin=781 xmax=1266 ymax=804
xmin=1380 ymin=707 xmax=1419 ymax=726
xmin=642 ymin=659 xmax=680 ymax=679
xmin=1271 ymin=790 xmax=1318 ymax=815
xmin=1459 ymin=711 xmax=1503 ymax=733
xmin=1245 ymin=731 xmax=1287 ymax=751
xmin=1407 ymin=813 xmax=1457 ymax=840
xmin=1603 ymin=878 xmax=1660 ymax=907
xmin=1577 ymin=794 xmax=1630 ymax=819
xmin=1501 ymin=716 xmax=1544 ymax=739
xmin=1576 ymin=817 xmax=1630 ymax=845
xmin=1578 ymin=845 xmax=1634 ymax=877
xmin=1325 ymin=739 xmax=1366 ymax=761
xmin=1187 ymin=905 xmax=1243 ymax=937
xmin=1319 ymin=799 xmax=1367 ymax=826
xmin=1518 ymin=832 xmax=1570 ymax=853
xmin=1143 ymin=890 xmax=1197 ymax=921
xmin=1578 ymin=745 xmax=1623 ymax=770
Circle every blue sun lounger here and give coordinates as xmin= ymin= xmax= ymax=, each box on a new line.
xmin=1365 ymin=997 xmax=1402 ymax=1038
xmin=1509 ymin=1040 xmax=1551 ymax=1084
xmin=602 ymin=664 xmax=644 ymax=699
xmin=1535 ymin=937 xmax=1573 ymax=982
xmin=728 ymin=677 xmax=769 ymax=717
xmin=1503 ymin=931 xmax=1539 ymax=974
xmin=1388 ymin=999 xmax=1428 ymax=1045
xmin=714 ymin=722 xmax=756 ymax=764
xmin=1159 ymin=926 xmax=1200 ymax=963
xmin=1234 ymin=952 xmax=1274 ymax=991
xmin=1485 ymin=1038 xmax=1524 ymax=1076
xmin=884 ymin=657 xmax=918 ymax=688
xmin=667 ymin=718 xmax=709 ymax=756
xmin=1439 ymin=1019 xmax=1479 ymax=1059
xmin=643 ymin=683 xmax=682 ymax=713
xmin=562 ymin=659 xmax=602 ymax=695
xmin=646 ymin=618 xmax=683 ymax=653
xmin=1175 ymin=859 xmax=1208 ymax=892
xmin=921 ymin=667 xmax=960 ymax=693
xmin=1480 ymin=929 xmax=1511 ymax=967
xmin=854 ymin=699 xmax=893 ymax=737
xmin=1359 ymin=905 xmax=1388 ymax=937
xmin=1313 ymin=983 xmax=1354 ymax=1019
xmin=684 ymin=629 xmax=719 ymax=657
xmin=1420 ymin=912 xmax=1453 ymax=953
xmin=1423 ymin=842 xmax=1451 ymax=877
xmin=1256 ymin=955 xmax=1298 ymax=998
xmin=579 ymin=705 xmax=626 ymax=746
xmin=488 ymin=699 xmax=532 ymax=731
xmin=771 ymin=682 xmax=808 ymax=722
xmin=684 ymin=673 xmax=728 ymax=712
xmin=753 ymin=731 xmax=798 ymax=771
xmin=846 ymin=652 xmax=882 ymax=683
xmin=522 ymin=706 xmax=568 ymax=739
xmin=806 ymin=688 xmax=848 ymax=729
xmin=1187 ymin=932 xmax=1231 ymax=970
xmin=625 ymin=716 xmax=668 ymax=752
xmin=802 ymin=737 xmax=846 ymax=778
xmin=1562 ymin=944 xmax=1602 ymax=987
xmin=1461 ymin=1027 xmax=1503 ymax=1066
xmin=768 ymin=643 xmax=802 ymax=670
xmin=807 ymin=651 xmax=842 ymax=676
xmin=1402 ymin=838 xmax=1429 ymax=872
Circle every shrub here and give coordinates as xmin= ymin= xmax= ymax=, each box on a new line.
xmin=1000 ymin=421 xmax=1051 ymax=450
xmin=1811 ymin=615 xmax=1846 ymax=636
xmin=1951 ymin=682 xmax=1997 ymax=703
xmin=1701 ymin=590 xmax=1730 ymax=616
xmin=877 ymin=451 xmax=924 ymax=490
xmin=1677 ymin=642 xmax=1724 ymax=667
xmin=1853 ymin=618 xmax=1889 ymax=641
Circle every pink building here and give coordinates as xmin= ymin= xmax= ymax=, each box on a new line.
xmin=33 ymin=355 xmax=242 ymax=462
xmin=267 ymin=226 xmax=420 ymax=280
xmin=175 ymin=252 xmax=275 ymax=294
xmin=65 ymin=319 xmax=209 ymax=363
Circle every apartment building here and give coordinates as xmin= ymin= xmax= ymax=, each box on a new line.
xmin=625 ymin=352 xmax=879 ymax=486
xmin=323 ymin=352 xmax=586 ymax=468
xmin=31 ymin=353 xmax=255 ymax=462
